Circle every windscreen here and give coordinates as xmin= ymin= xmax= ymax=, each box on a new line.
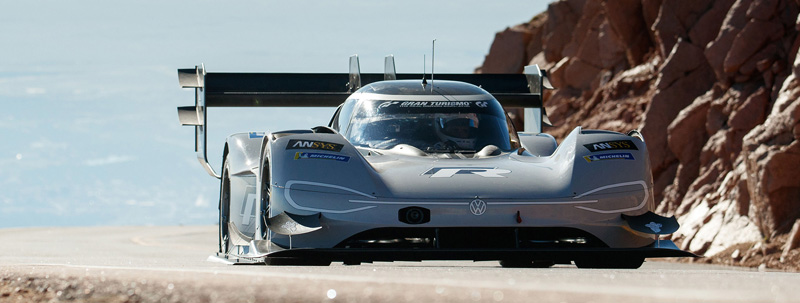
xmin=345 ymin=99 xmax=513 ymax=152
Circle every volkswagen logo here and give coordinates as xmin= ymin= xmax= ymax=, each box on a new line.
xmin=469 ymin=199 xmax=487 ymax=216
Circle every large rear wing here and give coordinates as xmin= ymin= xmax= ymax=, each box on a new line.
xmin=177 ymin=56 xmax=553 ymax=178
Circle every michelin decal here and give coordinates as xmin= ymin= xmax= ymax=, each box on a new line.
xmin=583 ymin=153 xmax=635 ymax=163
xmin=294 ymin=152 xmax=350 ymax=162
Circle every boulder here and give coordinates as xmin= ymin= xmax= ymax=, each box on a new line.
xmin=739 ymin=44 xmax=779 ymax=77
xmin=705 ymin=196 xmax=764 ymax=257
xmin=704 ymin=0 xmax=755 ymax=82
xmin=478 ymin=26 xmax=532 ymax=74
xmin=543 ymin=1 xmax=581 ymax=62
xmin=525 ymin=14 xmax=549 ymax=64
xmin=744 ymin=71 xmax=800 ymax=235
xmin=575 ymin=17 xmax=626 ymax=70
xmin=657 ymin=39 xmax=711 ymax=90
xmin=723 ymin=20 xmax=784 ymax=74
xmin=745 ymin=139 xmax=800 ymax=235
xmin=642 ymin=0 xmax=665 ymax=43
xmin=688 ymin=0 xmax=737 ymax=49
xmin=603 ymin=0 xmax=651 ymax=66
xmin=664 ymin=93 xmax=712 ymax=204
xmin=747 ymin=0 xmax=780 ymax=20
xmin=563 ymin=58 xmax=602 ymax=90
xmin=562 ymin=0 xmax=603 ymax=59
xmin=652 ymin=0 xmax=715 ymax=56
xmin=642 ymin=39 xmax=714 ymax=177
xmin=783 ymin=220 xmax=800 ymax=261
xmin=729 ymin=87 xmax=769 ymax=130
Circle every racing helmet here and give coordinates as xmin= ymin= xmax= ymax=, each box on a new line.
xmin=434 ymin=113 xmax=480 ymax=149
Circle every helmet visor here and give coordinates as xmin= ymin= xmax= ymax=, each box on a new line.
xmin=439 ymin=117 xmax=479 ymax=139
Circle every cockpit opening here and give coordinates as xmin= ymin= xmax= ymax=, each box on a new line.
xmin=345 ymin=99 xmax=514 ymax=153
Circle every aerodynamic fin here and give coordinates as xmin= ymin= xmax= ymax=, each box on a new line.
xmin=349 ymin=55 xmax=361 ymax=92
xmin=384 ymin=55 xmax=397 ymax=80
xmin=177 ymin=106 xmax=201 ymax=126
xmin=177 ymin=65 xmax=204 ymax=88
xmin=228 ymin=222 xmax=254 ymax=246
xmin=542 ymin=107 xmax=553 ymax=127
xmin=621 ymin=211 xmax=680 ymax=235
xmin=266 ymin=211 xmax=322 ymax=235
xmin=523 ymin=64 xmax=554 ymax=133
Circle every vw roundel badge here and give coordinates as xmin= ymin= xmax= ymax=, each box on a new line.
xmin=469 ymin=199 xmax=487 ymax=216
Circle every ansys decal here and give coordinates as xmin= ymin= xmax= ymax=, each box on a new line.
xmin=286 ymin=139 xmax=344 ymax=152
xmin=583 ymin=140 xmax=638 ymax=152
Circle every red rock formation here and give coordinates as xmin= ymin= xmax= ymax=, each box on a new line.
xmin=476 ymin=25 xmax=532 ymax=74
xmin=478 ymin=0 xmax=800 ymax=261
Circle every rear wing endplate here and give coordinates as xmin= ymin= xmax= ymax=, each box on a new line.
xmin=177 ymin=56 xmax=552 ymax=178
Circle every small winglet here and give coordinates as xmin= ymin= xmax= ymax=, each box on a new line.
xmin=541 ymin=107 xmax=553 ymax=127
xmin=542 ymin=73 xmax=554 ymax=90
xmin=177 ymin=106 xmax=201 ymax=126
xmin=384 ymin=55 xmax=397 ymax=81
xmin=228 ymin=222 xmax=253 ymax=246
xmin=621 ymin=211 xmax=680 ymax=235
xmin=177 ymin=64 xmax=205 ymax=88
xmin=266 ymin=211 xmax=322 ymax=235
xmin=348 ymin=55 xmax=361 ymax=92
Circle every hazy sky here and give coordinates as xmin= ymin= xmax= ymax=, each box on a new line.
xmin=1 ymin=1 xmax=548 ymax=227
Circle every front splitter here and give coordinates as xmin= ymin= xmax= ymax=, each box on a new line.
xmin=263 ymin=241 xmax=698 ymax=264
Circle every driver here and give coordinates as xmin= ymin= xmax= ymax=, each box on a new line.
xmin=433 ymin=113 xmax=480 ymax=150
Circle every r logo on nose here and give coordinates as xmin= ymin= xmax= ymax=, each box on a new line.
xmin=423 ymin=167 xmax=511 ymax=178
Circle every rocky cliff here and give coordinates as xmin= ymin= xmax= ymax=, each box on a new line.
xmin=478 ymin=0 xmax=800 ymax=268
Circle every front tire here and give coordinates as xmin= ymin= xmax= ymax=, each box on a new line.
xmin=260 ymin=156 xmax=271 ymax=240
xmin=219 ymin=157 xmax=233 ymax=255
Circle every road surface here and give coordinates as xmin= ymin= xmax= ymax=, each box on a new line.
xmin=0 ymin=226 xmax=797 ymax=302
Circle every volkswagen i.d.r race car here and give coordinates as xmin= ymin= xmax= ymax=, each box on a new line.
xmin=177 ymin=55 xmax=695 ymax=268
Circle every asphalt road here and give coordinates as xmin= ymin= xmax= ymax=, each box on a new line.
xmin=0 ymin=226 xmax=797 ymax=302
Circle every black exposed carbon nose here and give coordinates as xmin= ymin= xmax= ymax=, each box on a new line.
xmin=398 ymin=207 xmax=430 ymax=225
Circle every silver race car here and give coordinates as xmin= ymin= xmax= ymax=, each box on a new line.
xmin=177 ymin=56 xmax=695 ymax=268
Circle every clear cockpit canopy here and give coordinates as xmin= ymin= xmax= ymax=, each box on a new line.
xmin=343 ymin=81 xmax=514 ymax=153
